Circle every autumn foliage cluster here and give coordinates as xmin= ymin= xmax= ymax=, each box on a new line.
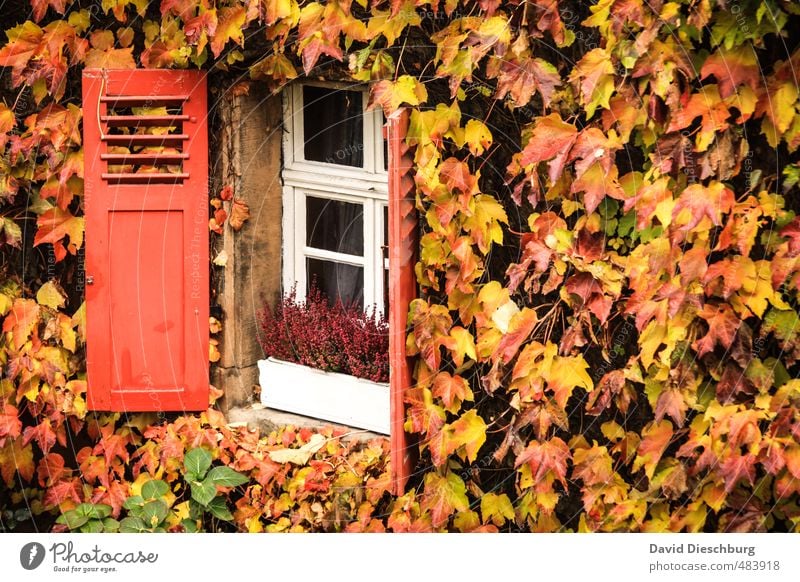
xmin=1 ymin=0 xmax=800 ymax=532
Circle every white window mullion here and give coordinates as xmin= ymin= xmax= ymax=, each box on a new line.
xmin=303 ymin=247 xmax=364 ymax=266
xmin=362 ymin=197 xmax=376 ymax=311
xmin=295 ymin=189 xmax=308 ymax=296
xmin=281 ymin=184 xmax=296 ymax=295
xmin=379 ymin=202 xmax=389 ymax=316
xmin=373 ymin=109 xmax=386 ymax=175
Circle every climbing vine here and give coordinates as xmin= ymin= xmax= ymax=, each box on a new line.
xmin=2 ymin=0 xmax=800 ymax=532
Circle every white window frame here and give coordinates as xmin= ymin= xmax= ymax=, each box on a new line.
xmin=281 ymin=81 xmax=389 ymax=315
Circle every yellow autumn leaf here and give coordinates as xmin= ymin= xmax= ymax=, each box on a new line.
xmin=464 ymin=119 xmax=493 ymax=156
xmin=448 ymin=326 xmax=476 ymax=367
xmin=37 ymin=281 xmax=66 ymax=309
xmin=480 ymin=492 xmax=515 ymax=527
xmin=268 ymin=433 xmax=326 ymax=465
xmin=209 ymin=339 xmax=221 ymax=362
xmin=639 ymin=321 xmax=666 ymax=368
xmin=546 ymin=353 xmax=593 ymax=408
xmin=449 ymin=409 xmax=486 ymax=463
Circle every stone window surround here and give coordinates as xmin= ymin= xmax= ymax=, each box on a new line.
xmin=212 ymin=81 xmax=390 ymax=411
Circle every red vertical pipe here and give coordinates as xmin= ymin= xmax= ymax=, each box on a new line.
xmin=387 ymin=108 xmax=417 ymax=495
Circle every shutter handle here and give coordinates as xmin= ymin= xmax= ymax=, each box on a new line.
xmin=86 ymin=275 xmax=94 ymax=285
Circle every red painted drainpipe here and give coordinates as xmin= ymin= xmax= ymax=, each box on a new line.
xmin=386 ymin=108 xmax=417 ymax=495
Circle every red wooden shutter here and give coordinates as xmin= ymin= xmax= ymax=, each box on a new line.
xmin=82 ymin=69 xmax=209 ymax=412
xmin=387 ymin=108 xmax=418 ymax=494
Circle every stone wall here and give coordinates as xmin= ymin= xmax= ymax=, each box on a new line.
xmin=213 ymin=84 xmax=284 ymax=410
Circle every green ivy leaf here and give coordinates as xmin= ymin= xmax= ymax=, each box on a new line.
xmin=184 ymin=448 xmax=213 ymax=479
xmin=80 ymin=520 xmax=104 ymax=533
xmin=56 ymin=510 xmax=88 ymax=530
xmin=119 ymin=516 xmax=148 ymax=533
xmin=140 ymin=500 xmax=169 ymax=529
xmin=74 ymin=502 xmax=112 ymax=520
xmin=207 ymin=466 xmax=248 ymax=488
xmin=190 ymin=478 xmax=217 ymax=507
xmin=141 ymin=479 xmax=169 ymax=500
xmin=206 ymin=496 xmax=234 ymax=521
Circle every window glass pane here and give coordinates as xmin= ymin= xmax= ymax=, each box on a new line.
xmin=383 ymin=205 xmax=388 ymax=247
xmin=306 ymin=196 xmax=364 ymax=255
xmin=384 ymin=268 xmax=389 ymax=317
xmin=307 ymin=258 xmax=364 ymax=309
xmin=302 ymin=86 xmax=363 ymax=167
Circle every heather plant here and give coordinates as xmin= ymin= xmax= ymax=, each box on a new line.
xmin=258 ymin=284 xmax=389 ymax=383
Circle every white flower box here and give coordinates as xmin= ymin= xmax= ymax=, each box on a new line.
xmin=257 ymin=357 xmax=390 ymax=434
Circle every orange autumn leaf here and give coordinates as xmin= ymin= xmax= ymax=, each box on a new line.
xmin=2 ymin=298 xmax=40 ymax=349
xmin=633 ymin=420 xmax=673 ymax=480
xmin=515 ymin=437 xmax=571 ymax=488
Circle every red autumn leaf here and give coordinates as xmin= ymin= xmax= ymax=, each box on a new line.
xmin=654 ymin=388 xmax=687 ymax=426
xmin=219 ymin=185 xmax=234 ymax=201
xmin=493 ymin=56 xmax=561 ymax=108
xmin=431 ymin=372 xmax=471 ymax=412
xmin=493 ymin=307 xmax=537 ymax=364
xmin=700 ymin=46 xmax=760 ymax=99
xmin=703 ymin=257 xmax=752 ymax=299
xmin=184 ymin=10 xmax=219 ymax=54
xmin=22 ymin=418 xmax=57 ymax=454
xmin=779 ymin=217 xmax=800 ymax=256
xmin=571 ymin=162 xmax=625 ymax=214
xmin=623 ymin=176 xmax=672 ymax=230
xmin=0 ymin=404 xmax=22 ymax=443
xmin=672 ymin=182 xmax=735 ymax=233
xmin=2 ymin=298 xmax=40 ymax=349
xmin=420 ymin=471 xmax=469 ymax=528
xmin=79 ymin=450 xmax=108 ymax=486
xmin=530 ymin=0 xmax=569 ymax=46
xmin=43 ymin=477 xmax=83 ymax=507
xmin=565 ymin=272 xmax=612 ymax=323
xmin=719 ymin=452 xmax=757 ymax=493
xmin=515 ymin=437 xmax=571 ymax=488
xmin=692 ymin=303 xmax=741 ymax=357
xmin=404 ymin=387 xmax=445 ymax=436
xmin=667 ymin=86 xmax=734 ymax=151
xmin=439 ymin=157 xmax=477 ymax=195
xmin=300 ymin=36 xmax=344 ymax=75
xmin=518 ymin=113 xmax=578 ymax=182
xmin=30 ymin=0 xmax=70 ymax=22
xmin=209 ymin=208 xmax=227 ymax=234
xmin=517 ymin=400 xmax=568 ymax=440
xmin=94 ymin=433 xmax=130 ymax=466
xmin=90 ymin=479 xmax=129 ymax=517
xmin=679 ymin=246 xmax=709 ymax=285
xmin=37 ymin=452 xmax=67 ymax=487
xmin=586 ymin=369 xmax=625 ymax=415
